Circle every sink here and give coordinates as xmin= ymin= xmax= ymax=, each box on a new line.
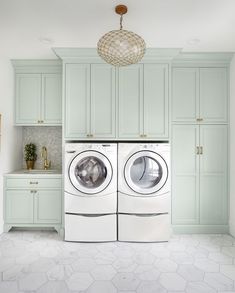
xmin=23 ymin=169 xmax=59 ymax=174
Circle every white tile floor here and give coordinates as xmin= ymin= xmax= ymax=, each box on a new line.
xmin=0 ymin=231 xmax=235 ymax=292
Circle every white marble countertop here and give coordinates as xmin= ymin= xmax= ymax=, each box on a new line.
xmin=5 ymin=169 xmax=63 ymax=177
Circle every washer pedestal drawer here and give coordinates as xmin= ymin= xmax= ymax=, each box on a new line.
xmin=65 ymin=214 xmax=117 ymax=242
xmin=118 ymin=213 xmax=171 ymax=242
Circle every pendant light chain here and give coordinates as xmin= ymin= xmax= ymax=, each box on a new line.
xmin=120 ymin=14 xmax=123 ymax=30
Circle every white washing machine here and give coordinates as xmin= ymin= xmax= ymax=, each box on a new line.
xmin=64 ymin=143 xmax=117 ymax=242
xmin=118 ymin=143 xmax=171 ymax=242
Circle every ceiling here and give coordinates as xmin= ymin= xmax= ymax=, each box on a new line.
xmin=0 ymin=0 xmax=235 ymax=59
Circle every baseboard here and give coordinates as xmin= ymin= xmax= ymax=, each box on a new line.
xmin=229 ymin=222 xmax=235 ymax=237
xmin=172 ymin=224 xmax=229 ymax=234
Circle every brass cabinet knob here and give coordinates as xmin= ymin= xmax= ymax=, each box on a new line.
xmin=87 ymin=134 xmax=90 ymax=137
xmin=90 ymin=134 xmax=93 ymax=137
xmin=196 ymin=118 xmax=203 ymax=122
xmin=140 ymin=134 xmax=144 ymax=138
xmin=30 ymin=181 xmax=38 ymax=185
xmin=200 ymin=146 xmax=203 ymax=155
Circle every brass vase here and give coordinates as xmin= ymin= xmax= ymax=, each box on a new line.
xmin=26 ymin=160 xmax=35 ymax=170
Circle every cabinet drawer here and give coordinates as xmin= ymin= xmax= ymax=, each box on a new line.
xmin=6 ymin=178 xmax=62 ymax=189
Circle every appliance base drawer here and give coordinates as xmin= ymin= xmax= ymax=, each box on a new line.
xmin=118 ymin=191 xmax=170 ymax=214
xmin=118 ymin=213 xmax=171 ymax=242
xmin=65 ymin=213 xmax=117 ymax=242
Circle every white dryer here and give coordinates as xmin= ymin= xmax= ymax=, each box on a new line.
xmin=118 ymin=143 xmax=171 ymax=242
xmin=64 ymin=143 xmax=117 ymax=242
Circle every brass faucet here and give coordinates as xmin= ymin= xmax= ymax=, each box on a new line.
xmin=41 ymin=146 xmax=51 ymax=170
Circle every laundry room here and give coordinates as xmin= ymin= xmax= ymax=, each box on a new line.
xmin=0 ymin=0 xmax=235 ymax=292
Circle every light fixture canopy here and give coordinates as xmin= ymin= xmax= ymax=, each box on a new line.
xmin=97 ymin=4 xmax=146 ymax=67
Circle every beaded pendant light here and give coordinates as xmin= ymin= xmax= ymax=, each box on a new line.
xmin=97 ymin=5 xmax=146 ymax=67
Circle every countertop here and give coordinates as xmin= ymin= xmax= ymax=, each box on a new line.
xmin=5 ymin=169 xmax=63 ymax=177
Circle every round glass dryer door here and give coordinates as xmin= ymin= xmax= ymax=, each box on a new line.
xmin=124 ymin=150 xmax=168 ymax=195
xmin=69 ymin=151 xmax=113 ymax=195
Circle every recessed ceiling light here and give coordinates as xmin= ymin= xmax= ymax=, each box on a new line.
xmin=38 ymin=37 xmax=54 ymax=44
xmin=187 ymin=38 xmax=201 ymax=45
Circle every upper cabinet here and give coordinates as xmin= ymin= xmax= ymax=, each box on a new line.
xmin=172 ymin=67 xmax=228 ymax=123
xmin=65 ymin=63 xmax=116 ymax=140
xmin=54 ymin=48 xmax=177 ymax=141
xmin=12 ymin=60 xmax=62 ymax=126
xmin=118 ymin=63 xmax=169 ymax=139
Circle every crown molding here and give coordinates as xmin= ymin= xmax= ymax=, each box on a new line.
xmin=11 ymin=59 xmax=62 ymax=73
xmin=52 ymin=48 xmax=182 ymax=63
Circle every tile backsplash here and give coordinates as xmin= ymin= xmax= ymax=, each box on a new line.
xmin=22 ymin=126 xmax=62 ymax=170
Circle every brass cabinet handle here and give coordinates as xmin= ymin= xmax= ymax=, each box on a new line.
xmin=200 ymin=146 xmax=203 ymax=155
xmin=196 ymin=118 xmax=203 ymax=122
xmin=196 ymin=146 xmax=199 ymax=155
xmin=30 ymin=190 xmax=37 ymax=193
xmin=30 ymin=181 xmax=38 ymax=185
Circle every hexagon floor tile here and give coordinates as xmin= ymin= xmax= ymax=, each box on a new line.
xmin=1 ymin=231 xmax=235 ymax=293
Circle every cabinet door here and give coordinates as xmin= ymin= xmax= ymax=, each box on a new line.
xmin=15 ymin=74 xmax=41 ymax=124
xmin=200 ymin=125 xmax=228 ymax=224
xmin=65 ymin=64 xmax=90 ymax=139
xmin=118 ymin=65 xmax=143 ymax=138
xmin=34 ymin=190 xmax=61 ymax=224
xmin=172 ymin=125 xmax=200 ymax=224
xmin=144 ymin=64 xmax=168 ymax=138
xmin=200 ymin=68 xmax=228 ymax=123
xmin=90 ymin=64 xmax=116 ymax=138
xmin=5 ymin=190 xmax=34 ymax=223
xmin=172 ymin=68 xmax=199 ymax=122
xmin=42 ymin=73 xmax=62 ymax=125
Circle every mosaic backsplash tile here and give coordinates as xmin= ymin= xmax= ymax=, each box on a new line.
xmin=22 ymin=126 xmax=62 ymax=170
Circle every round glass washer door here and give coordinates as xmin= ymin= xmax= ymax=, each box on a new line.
xmin=124 ymin=150 xmax=168 ymax=195
xmin=69 ymin=150 xmax=113 ymax=195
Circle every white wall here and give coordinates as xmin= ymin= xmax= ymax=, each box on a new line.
xmin=0 ymin=57 xmax=22 ymax=234
xmin=230 ymin=55 xmax=235 ymax=236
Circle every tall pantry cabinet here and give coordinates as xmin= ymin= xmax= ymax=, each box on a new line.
xmin=171 ymin=54 xmax=231 ymax=233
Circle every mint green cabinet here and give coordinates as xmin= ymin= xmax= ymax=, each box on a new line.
xmin=172 ymin=124 xmax=228 ymax=227
xmin=118 ymin=65 xmax=143 ymax=138
xmin=16 ymin=74 xmax=41 ymax=124
xmin=172 ymin=67 xmax=228 ymax=123
xmin=42 ymin=74 xmax=62 ymax=124
xmin=118 ymin=64 xmax=169 ymax=139
xmin=65 ymin=64 xmax=90 ymax=138
xmin=15 ymin=73 xmax=62 ymax=125
xmin=144 ymin=64 xmax=169 ymax=138
xmin=5 ymin=190 xmax=34 ymax=224
xmin=172 ymin=125 xmax=199 ymax=224
xmin=199 ymin=125 xmax=228 ymax=224
xmin=4 ymin=175 xmax=62 ymax=233
xmin=172 ymin=68 xmax=198 ymax=122
xmin=200 ymin=68 xmax=228 ymax=123
xmin=91 ymin=64 xmax=116 ymax=138
xmin=65 ymin=63 xmax=116 ymax=139
xmin=34 ymin=190 xmax=61 ymax=224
